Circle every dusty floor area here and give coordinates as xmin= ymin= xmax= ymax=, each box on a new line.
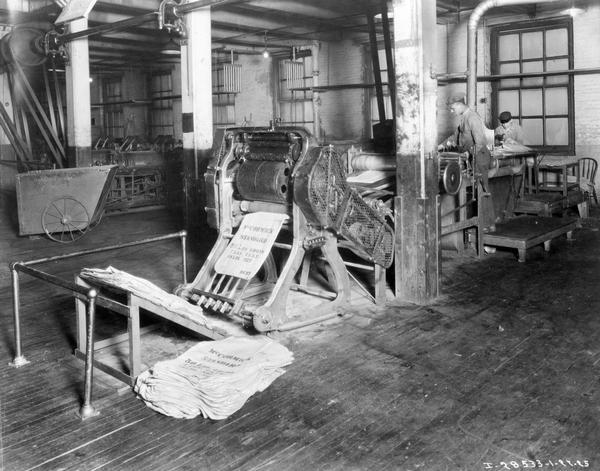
xmin=1 ymin=198 xmax=599 ymax=470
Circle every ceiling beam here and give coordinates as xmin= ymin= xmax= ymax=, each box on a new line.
xmin=224 ymin=4 xmax=350 ymax=32
xmin=93 ymin=1 xmax=156 ymax=17
xmin=211 ymin=36 xmax=295 ymax=49
xmin=0 ymin=4 xmax=60 ymax=25
xmin=89 ymin=35 xmax=165 ymax=49
xmin=210 ymin=20 xmax=308 ymax=40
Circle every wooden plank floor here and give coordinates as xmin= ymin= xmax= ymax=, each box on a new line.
xmin=2 ymin=192 xmax=600 ymax=470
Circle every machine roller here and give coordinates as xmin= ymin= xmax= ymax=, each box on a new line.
xmin=177 ymin=127 xmax=394 ymax=331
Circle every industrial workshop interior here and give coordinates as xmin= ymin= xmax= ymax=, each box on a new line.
xmin=2 ymin=0 xmax=600 ymax=469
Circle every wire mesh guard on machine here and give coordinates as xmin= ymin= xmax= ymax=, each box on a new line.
xmin=296 ymin=146 xmax=394 ymax=269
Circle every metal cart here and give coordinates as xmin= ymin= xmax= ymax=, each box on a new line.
xmin=15 ymin=165 xmax=118 ymax=243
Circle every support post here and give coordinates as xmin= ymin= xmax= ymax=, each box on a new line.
xmin=181 ymin=230 xmax=188 ymax=284
xmin=311 ymin=41 xmax=322 ymax=143
xmin=392 ymin=0 xmax=440 ymax=302
xmin=65 ymin=18 xmax=92 ymax=167
xmin=181 ymin=3 xmax=213 ymax=238
xmin=80 ymin=288 xmax=99 ymax=419
xmin=9 ymin=266 xmax=29 ymax=367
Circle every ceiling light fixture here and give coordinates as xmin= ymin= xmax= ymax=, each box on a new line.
xmin=262 ymin=31 xmax=270 ymax=59
xmin=161 ymin=37 xmax=180 ymax=56
xmin=564 ymin=6 xmax=584 ymax=16
xmin=562 ymin=0 xmax=585 ymax=17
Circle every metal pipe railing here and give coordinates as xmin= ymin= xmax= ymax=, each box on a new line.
xmin=19 ymin=230 xmax=187 ymax=266
xmin=79 ymin=288 xmax=98 ymax=419
xmin=435 ymin=67 xmax=600 ymax=82
xmin=9 ymin=230 xmax=187 ymax=420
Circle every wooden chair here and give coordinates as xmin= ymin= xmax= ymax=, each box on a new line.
xmin=579 ymin=157 xmax=598 ymax=205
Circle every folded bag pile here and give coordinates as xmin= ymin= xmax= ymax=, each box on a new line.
xmin=134 ymin=337 xmax=294 ymax=420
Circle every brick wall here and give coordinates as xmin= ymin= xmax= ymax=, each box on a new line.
xmin=232 ymin=40 xmax=370 ymax=142
xmin=573 ymin=5 xmax=600 ymax=163
xmin=235 ymin=54 xmax=275 ymax=128
xmin=121 ymin=69 xmax=148 ymax=137
xmin=318 ymin=39 xmax=370 ymax=143
xmin=438 ymin=19 xmax=492 ymax=139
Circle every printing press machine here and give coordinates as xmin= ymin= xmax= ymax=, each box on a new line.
xmin=176 ymin=127 xmax=395 ymax=332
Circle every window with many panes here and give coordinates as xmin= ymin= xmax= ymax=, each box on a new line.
xmin=150 ymin=70 xmax=174 ymax=138
xmin=103 ymin=77 xmax=124 ymax=138
xmin=212 ymin=62 xmax=236 ymax=127
xmin=491 ymin=17 xmax=574 ymax=153
xmin=277 ymin=52 xmax=313 ymax=127
xmin=212 ymin=93 xmax=235 ymax=127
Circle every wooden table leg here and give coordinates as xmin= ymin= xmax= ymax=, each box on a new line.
xmin=518 ymin=248 xmax=526 ymax=263
xmin=544 ymin=240 xmax=551 ymax=252
xmin=374 ymin=265 xmax=386 ymax=305
xmin=567 ymin=230 xmax=574 ymax=241
xmin=75 ymin=277 xmax=89 ymax=352
xmin=578 ymin=201 xmax=589 ymax=218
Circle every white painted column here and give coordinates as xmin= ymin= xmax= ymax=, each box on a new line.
xmin=65 ymin=18 xmax=92 ymax=168
xmin=181 ymin=4 xmax=212 ymax=177
xmin=180 ymin=4 xmax=212 ymax=233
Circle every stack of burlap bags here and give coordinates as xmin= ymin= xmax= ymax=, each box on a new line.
xmin=134 ymin=337 xmax=293 ymax=420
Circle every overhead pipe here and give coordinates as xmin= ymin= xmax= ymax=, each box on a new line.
xmin=60 ymin=13 xmax=158 ymax=42
xmin=467 ymin=0 xmax=562 ymax=108
xmin=177 ymin=0 xmax=248 ymax=14
xmin=59 ymin=0 xmax=246 ymax=43
xmin=435 ymin=67 xmax=600 ymax=82
xmin=477 ymin=67 xmax=600 ymax=81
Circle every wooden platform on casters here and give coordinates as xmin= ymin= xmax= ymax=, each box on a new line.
xmin=482 ymin=215 xmax=578 ymax=262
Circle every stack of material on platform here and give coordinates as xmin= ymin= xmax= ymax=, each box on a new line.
xmin=497 ymin=142 xmax=533 ymax=154
xmin=134 ymin=337 xmax=294 ymax=420
xmin=80 ymin=266 xmax=212 ymax=328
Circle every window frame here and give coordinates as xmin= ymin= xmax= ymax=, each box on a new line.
xmin=275 ymin=51 xmax=314 ymax=127
xmin=103 ymin=76 xmax=124 ymax=139
xmin=149 ymin=69 xmax=174 ymax=139
xmin=490 ymin=16 xmax=575 ymax=154
xmin=212 ymin=60 xmax=236 ymax=128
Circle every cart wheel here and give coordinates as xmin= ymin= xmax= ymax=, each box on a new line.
xmin=42 ymin=196 xmax=90 ymax=243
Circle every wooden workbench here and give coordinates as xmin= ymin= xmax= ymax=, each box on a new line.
xmin=482 ymin=215 xmax=578 ymax=262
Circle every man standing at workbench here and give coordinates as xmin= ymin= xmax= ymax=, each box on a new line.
xmin=439 ymin=92 xmax=495 ymax=232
